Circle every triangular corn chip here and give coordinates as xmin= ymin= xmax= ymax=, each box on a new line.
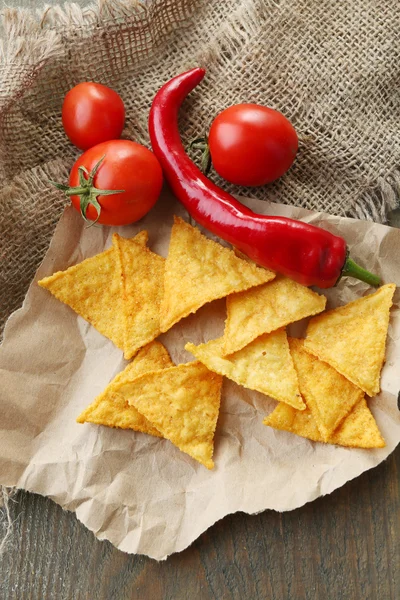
xmin=113 ymin=233 xmax=165 ymax=359
xmin=304 ymin=284 xmax=396 ymax=396
xmin=263 ymin=398 xmax=385 ymax=449
xmin=186 ymin=329 xmax=305 ymax=410
xmin=289 ymin=338 xmax=364 ymax=440
xmin=223 ymin=276 xmax=326 ymax=355
xmin=160 ymin=217 xmax=275 ymax=333
xmin=114 ymin=361 xmax=223 ymax=469
xmin=38 ymin=231 xmax=148 ymax=351
xmin=76 ymin=341 xmax=173 ymax=436
xmin=332 ymin=398 xmax=385 ymax=448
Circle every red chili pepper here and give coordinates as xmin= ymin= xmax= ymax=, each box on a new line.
xmin=149 ymin=68 xmax=380 ymax=288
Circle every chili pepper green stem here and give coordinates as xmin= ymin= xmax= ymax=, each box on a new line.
xmin=189 ymin=136 xmax=212 ymax=175
xmin=341 ymin=256 xmax=381 ymax=286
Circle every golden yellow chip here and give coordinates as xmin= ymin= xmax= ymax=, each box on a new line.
xmin=332 ymin=398 xmax=385 ymax=448
xmin=38 ymin=231 xmax=148 ymax=350
xmin=113 ymin=233 xmax=165 ymax=360
xmin=126 ymin=230 xmax=149 ymax=246
xmin=160 ymin=217 xmax=275 ymax=333
xmin=304 ymin=284 xmax=395 ymax=396
xmin=289 ymin=338 xmax=364 ymax=441
xmin=223 ymin=276 xmax=326 ymax=355
xmin=264 ymin=402 xmax=320 ymax=441
xmin=114 ymin=361 xmax=223 ymax=469
xmin=186 ymin=329 xmax=305 ymax=410
xmin=263 ymin=398 xmax=385 ymax=449
xmin=76 ymin=341 xmax=174 ymax=435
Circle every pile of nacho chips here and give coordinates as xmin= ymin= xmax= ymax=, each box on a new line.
xmin=39 ymin=216 xmax=396 ymax=468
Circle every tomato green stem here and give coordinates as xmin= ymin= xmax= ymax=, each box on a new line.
xmin=49 ymin=155 xmax=124 ymax=226
xmin=341 ymin=256 xmax=381 ymax=286
xmin=63 ymin=187 xmax=87 ymax=196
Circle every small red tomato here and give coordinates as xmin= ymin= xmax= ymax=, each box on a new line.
xmin=65 ymin=140 xmax=163 ymax=226
xmin=62 ymin=82 xmax=125 ymax=150
xmin=208 ymin=104 xmax=298 ymax=186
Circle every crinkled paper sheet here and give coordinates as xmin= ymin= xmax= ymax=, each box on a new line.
xmin=1 ymin=193 xmax=399 ymax=560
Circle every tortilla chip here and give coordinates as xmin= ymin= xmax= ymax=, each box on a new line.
xmin=264 ymin=402 xmax=320 ymax=441
xmin=223 ymin=276 xmax=326 ymax=355
xmin=304 ymin=284 xmax=396 ymax=396
xmin=115 ymin=361 xmax=223 ymax=469
xmin=160 ymin=216 xmax=275 ymax=333
xmin=127 ymin=230 xmax=149 ymax=246
xmin=38 ymin=231 xmax=148 ymax=351
xmin=76 ymin=341 xmax=174 ymax=435
xmin=263 ymin=397 xmax=385 ymax=449
xmin=113 ymin=233 xmax=165 ymax=360
xmin=333 ymin=398 xmax=385 ymax=448
xmin=186 ymin=328 xmax=305 ymax=410
xmin=289 ymin=338 xmax=364 ymax=440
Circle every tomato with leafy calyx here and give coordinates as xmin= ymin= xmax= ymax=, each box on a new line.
xmin=208 ymin=104 xmax=298 ymax=186
xmin=62 ymin=82 xmax=125 ymax=150
xmin=51 ymin=140 xmax=163 ymax=226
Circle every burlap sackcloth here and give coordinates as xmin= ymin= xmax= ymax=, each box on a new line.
xmin=0 ymin=0 xmax=399 ymax=529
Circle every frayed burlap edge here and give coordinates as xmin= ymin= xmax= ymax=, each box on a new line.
xmin=353 ymin=169 xmax=400 ymax=223
xmin=0 ymin=487 xmax=16 ymax=556
xmin=0 ymin=0 xmax=194 ymax=102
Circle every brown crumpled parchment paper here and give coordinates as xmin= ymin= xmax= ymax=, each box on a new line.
xmin=0 ymin=193 xmax=399 ymax=560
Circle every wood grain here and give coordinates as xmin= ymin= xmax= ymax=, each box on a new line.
xmin=1 ymin=444 xmax=399 ymax=600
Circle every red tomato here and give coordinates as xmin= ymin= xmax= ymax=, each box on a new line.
xmin=62 ymin=82 xmax=125 ymax=150
xmin=208 ymin=104 xmax=298 ymax=186
xmin=69 ymin=140 xmax=163 ymax=225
